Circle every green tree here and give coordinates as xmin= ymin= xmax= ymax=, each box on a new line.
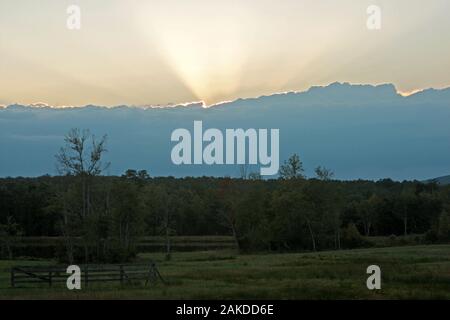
xmin=217 ymin=179 xmax=242 ymax=252
xmin=141 ymin=185 xmax=179 ymax=260
xmin=279 ymin=154 xmax=305 ymax=180
xmin=342 ymin=223 xmax=365 ymax=249
xmin=109 ymin=178 xmax=145 ymax=261
xmin=438 ymin=211 xmax=450 ymax=241
xmin=395 ymin=189 xmax=415 ymax=237
xmin=357 ymin=195 xmax=382 ymax=236
xmin=0 ymin=217 xmax=23 ymax=259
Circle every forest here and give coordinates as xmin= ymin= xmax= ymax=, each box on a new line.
xmin=1 ymin=129 xmax=450 ymax=263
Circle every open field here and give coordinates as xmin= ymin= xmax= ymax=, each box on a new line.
xmin=1 ymin=245 xmax=450 ymax=300
xmin=5 ymin=235 xmax=430 ymax=260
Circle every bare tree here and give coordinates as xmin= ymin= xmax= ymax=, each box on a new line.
xmin=56 ymin=129 xmax=109 ymax=176
xmin=55 ymin=128 xmax=110 ymax=263
xmin=315 ymin=166 xmax=334 ymax=181
xmin=239 ymin=164 xmax=249 ymax=180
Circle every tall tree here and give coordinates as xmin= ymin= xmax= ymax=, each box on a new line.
xmin=217 ymin=179 xmax=242 ymax=252
xmin=110 ymin=178 xmax=145 ymax=261
xmin=55 ymin=128 xmax=109 ymax=263
xmin=279 ymin=154 xmax=305 ymax=180
xmin=0 ymin=216 xmax=23 ymax=259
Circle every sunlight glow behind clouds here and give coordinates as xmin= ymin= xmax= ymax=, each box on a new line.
xmin=0 ymin=0 xmax=449 ymax=106
xmin=138 ymin=0 xmax=358 ymax=104
xmin=140 ymin=1 xmax=251 ymax=103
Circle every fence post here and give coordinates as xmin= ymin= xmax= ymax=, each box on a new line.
xmin=49 ymin=270 xmax=53 ymax=287
xmin=120 ymin=265 xmax=124 ymax=286
xmin=85 ymin=265 xmax=89 ymax=288
xmin=11 ymin=267 xmax=15 ymax=288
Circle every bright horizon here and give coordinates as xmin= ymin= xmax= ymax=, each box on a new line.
xmin=1 ymin=0 xmax=450 ymax=106
xmin=0 ymin=81 xmax=448 ymax=109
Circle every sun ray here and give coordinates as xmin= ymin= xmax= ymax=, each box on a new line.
xmin=138 ymin=1 xmax=252 ymax=104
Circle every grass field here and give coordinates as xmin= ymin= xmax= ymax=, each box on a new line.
xmin=1 ymin=245 xmax=450 ymax=300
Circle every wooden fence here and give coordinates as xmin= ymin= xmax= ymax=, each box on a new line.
xmin=11 ymin=262 xmax=164 ymax=288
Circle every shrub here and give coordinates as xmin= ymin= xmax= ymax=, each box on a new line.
xmin=438 ymin=211 xmax=450 ymax=242
xmin=425 ymin=229 xmax=439 ymax=244
xmin=342 ymin=223 xmax=366 ymax=249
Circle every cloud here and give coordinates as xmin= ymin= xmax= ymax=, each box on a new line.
xmin=1 ymin=82 xmax=450 ymax=180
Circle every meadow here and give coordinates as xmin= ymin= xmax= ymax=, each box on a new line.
xmin=1 ymin=244 xmax=449 ymax=300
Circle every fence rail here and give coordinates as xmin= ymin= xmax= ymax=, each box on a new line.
xmin=10 ymin=262 xmax=164 ymax=288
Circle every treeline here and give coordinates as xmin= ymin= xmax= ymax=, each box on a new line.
xmin=1 ymin=173 xmax=450 ymax=260
xmin=0 ymin=129 xmax=449 ymax=263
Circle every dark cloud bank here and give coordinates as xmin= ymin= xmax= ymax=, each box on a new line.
xmin=1 ymin=82 xmax=450 ymax=181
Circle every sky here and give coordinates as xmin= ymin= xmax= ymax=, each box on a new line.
xmin=1 ymin=0 xmax=450 ymax=106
